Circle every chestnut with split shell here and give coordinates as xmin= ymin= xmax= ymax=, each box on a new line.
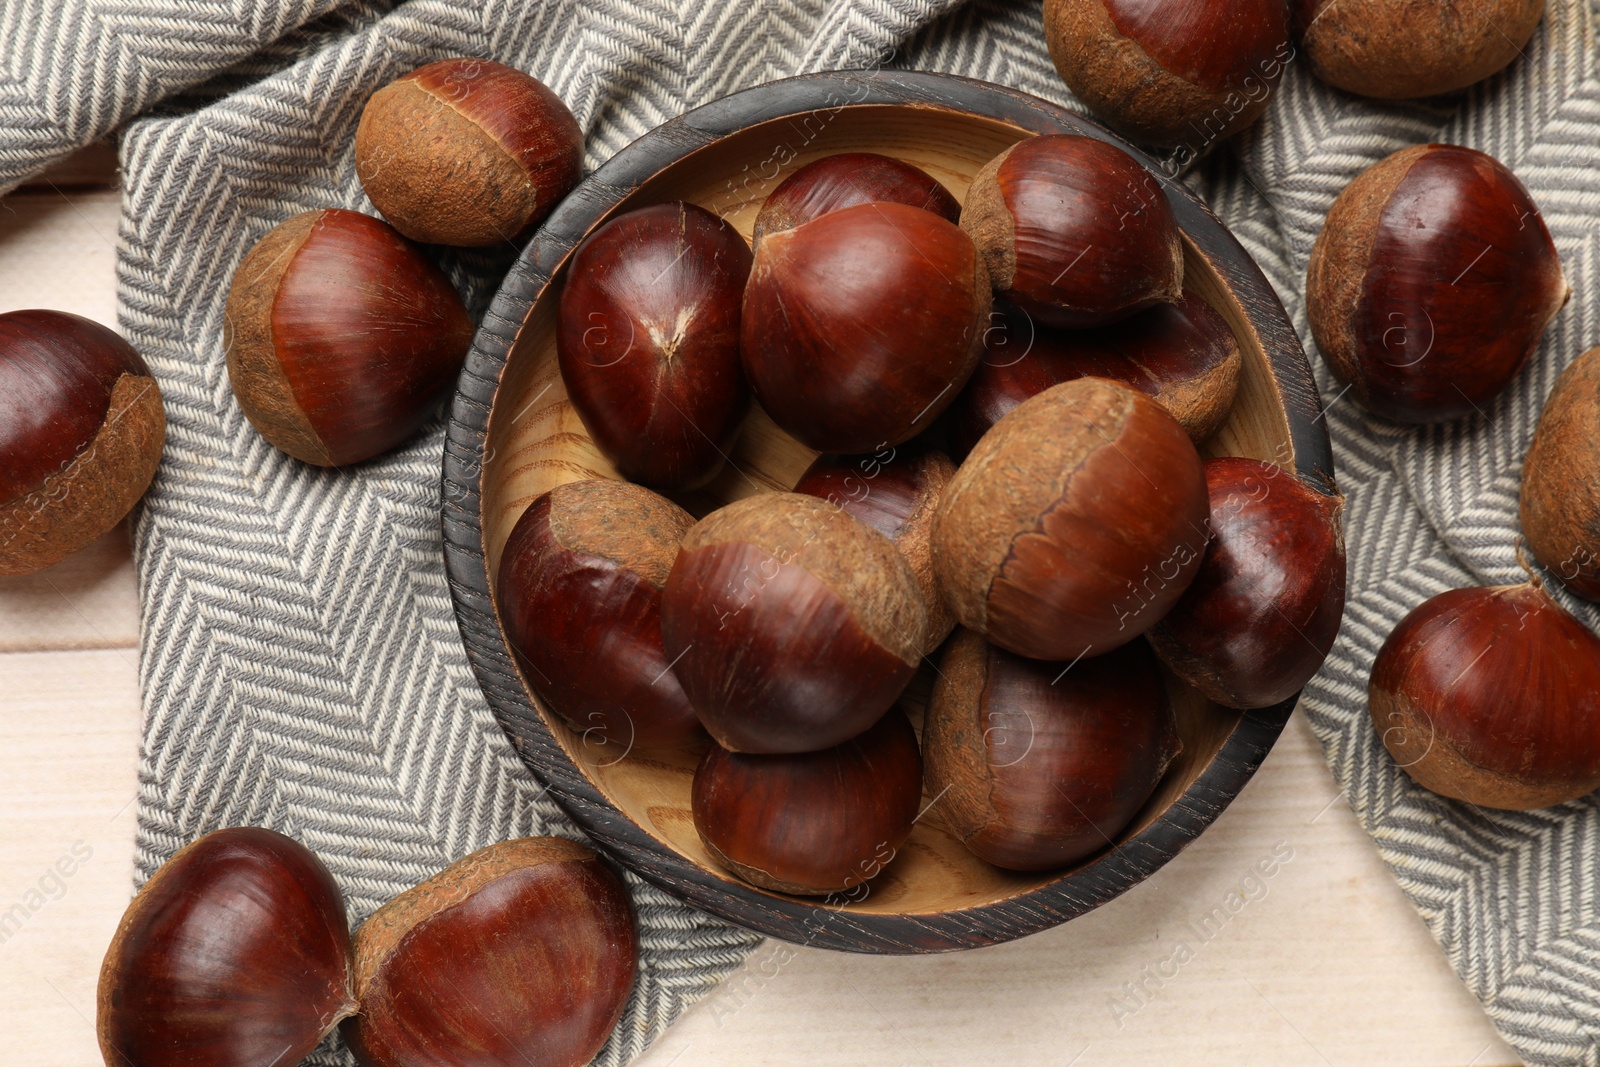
xmin=497 ymin=479 xmax=703 ymax=750
xmin=224 ymin=208 xmax=474 ymax=466
xmin=693 ymin=709 xmax=923 ymax=896
xmin=0 ymin=310 xmax=165 ymax=576
xmin=751 ymin=152 xmax=960 ymax=248
xmin=1306 ymin=143 xmax=1567 ymax=424
xmin=739 ymin=201 xmax=991 ymax=454
xmin=1044 ymin=0 xmax=1291 ymax=147
xmin=1370 ymin=579 xmax=1600 ymax=810
xmin=356 ymin=58 xmax=583 ymax=247
xmin=1150 ymin=458 xmax=1347 ymax=709
xmin=96 ymin=827 xmax=354 ymax=1067
xmin=661 ymin=492 xmax=926 ymax=754
xmin=933 ymin=377 xmax=1209 ymax=661
xmin=961 ymin=134 xmax=1183 ymax=329
xmin=344 ymin=837 xmax=637 ymax=1067
xmin=557 ymin=201 xmax=752 ymax=491
xmin=924 ymin=630 xmax=1180 ymax=871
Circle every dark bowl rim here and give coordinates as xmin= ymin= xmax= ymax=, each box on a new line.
xmin=441 ymin=68 xmax=1334 ymax=954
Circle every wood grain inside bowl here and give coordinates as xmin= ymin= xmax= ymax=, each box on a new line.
xmin=446 ymin=71 xmax=1332 ymax=952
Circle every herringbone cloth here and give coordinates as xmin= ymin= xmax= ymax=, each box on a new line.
xmin=5 ymin=1 xmax=1600 ymax=1063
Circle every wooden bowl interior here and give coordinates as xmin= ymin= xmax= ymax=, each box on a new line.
xmin=480 ymin=105 xmax=1295 ymax=915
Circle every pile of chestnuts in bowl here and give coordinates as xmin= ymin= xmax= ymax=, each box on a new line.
xmin=444 ymin=71 xmax=1346 ymax=954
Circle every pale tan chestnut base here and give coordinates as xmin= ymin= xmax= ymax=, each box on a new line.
xmin=481 ymin=106 xmax=1302 ymax=915
xmin=1521 ymin=346 xmax=1600 ymax=601
xmin=0 ymin=373 xmax=165 ymax=577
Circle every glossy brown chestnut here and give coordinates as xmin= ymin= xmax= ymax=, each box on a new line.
xmin=497 ymin=479 xmax=703 ymax=750
xmin=0 ymin=310 xmax=165 ymax=576
xmin=1370 ymin=581 xmax=1600 ymax=810
xmin=692 ymin=709 xmax=923 ymax=896
xmin=97 ymin=827 xmax=354 ymax=1067
xmin=961 ymin=134 xmax=1183 ymax=329
xmin=1044 ymin=0 xmax=1292 ymax=148
xmin=1293 ymin=0 xmax=1546 ymax=100
xmin=344 ymin=837 xmax=637 ymax=1067
xmin=924 ymin=630 xmax=1180 ymax=871
xmin=1306 ymin=144 xmax=1567 ymax=424
xmin=1520 ymin=347 xmax=1600 ymax=601
xmin=750 ymin=152 xmax=960 ymax=248
xmin=1149 ymin=458 xmax=1347 ymax=709
xmin=792 ymin=445 xmax=958 ymax=655
xmin=953 ymin=292 xmax=1241 ymax=455
xmin=740 ymin=201 xmax=990 ymax=453
xmin=356 ymin=58 xmax=583 ymax=247
xmin=661 ymin=492 xmax=926 ymax=754
xmin=934 ymin=377 xmax=1209 ymax=661
xmin=557 ymin=202 xmax=752 ymax=490
xmin=224 ymin=209 xmax=474 ymax=466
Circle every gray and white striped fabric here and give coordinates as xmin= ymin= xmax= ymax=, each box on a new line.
xmin=5 ymin=0 xmax=1600 ymax=1063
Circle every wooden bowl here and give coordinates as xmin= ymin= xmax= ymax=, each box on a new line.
xmin=442 ymin=70 xmax=1334 ymax=954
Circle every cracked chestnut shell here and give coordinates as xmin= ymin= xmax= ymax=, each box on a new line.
xmin=557 ymin=201 xmax=752 ymax=490
xmin=953 ymin=292 xmax=1240 ymax=455
xmin=751 ymin=152 xmax=960 ymax=248
xmin=933 ymin=377 xmax=1209 ymax=661
xmin=792 ymin=446 xmax=958 ymax=655
xmin=740 ymin=201 xmax=990 ymax=453
xmin=1294 ymin=0 xmax=1546 ymax=100
xmin=1044 ymin=0 xmax=1291 ymax=147
xmin=924 ymin=630 xmax=1180 ymax=871
xmin=224 ymin=209 xmax=474 ymax=466
xmin=1150 ymin=458 xmax=1348 ymax=709
xmin=344 ymin=837 xmax=637 ymax=1067
xmin=497 ymin=479 xmax=703 ymax=750
xmin=1306 ymin=144 xmax=1567 ymax=424
xmin=97 ymin=827 xmax=354 ymax=1067
xmin=1520 ymin=346 xmax=1600 ymax=601
xmin=356 ymin=58 xmax=583 ymax=247
xmin=0 ymin=310 xmax=165 ymax=576
xmin=661 ymin=492 xmax=926 ymax=754
xmin=692 ymin=709 xmax=923 ymax=896
xmin=1370 ymin=581 xmax=1600 ymax=810
xmin=961 ymin=134 xmax=1183 ymax=329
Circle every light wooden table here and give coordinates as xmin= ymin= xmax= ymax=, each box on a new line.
xmin=0 ymin=166 xmax=1519 ymax=1067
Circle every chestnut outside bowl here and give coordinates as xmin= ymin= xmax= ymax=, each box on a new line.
xmin=443 ymin=70 xmax=1335 ymax=954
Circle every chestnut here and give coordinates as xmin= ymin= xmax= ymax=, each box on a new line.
xmin=953 ymin=292 xmax=1240 ymax=455
xmin=934 ymin=377 xmax=1209 ymax=661
xmin=792 ymin=446 xmax=958 ymax=655
xmin=924 ymin=630 xmax=1180 ymax=871
xmin=660 ymin=492 xmax=926 ymax=754
xmin=1520 ymin=346 xmax=1600 ymax=601
xmin=1294 ymin=0 xmax=1546 ymax=100
xmin=224 ymin=209 xmax=474 ymax=465
xmin=355 ymin=58 xmax=583 ymax=247
xmin=740 ymin=201 xmax=990 ymax=453
xmin=1370 ymin=580 xmax=1600 ymax=810
xmin=497 ymin=479 xmax=703 ymax=750
xmin=97 ymin=827 xmax=354 ymax=1067
xmin=692 ymin=709 xmax=922 ymax=896
xmin=344 ymin=837 xmax=637 ymax=1067
xmin=1149 ymin=458 xmax=1347 ymax=709
xmin=750 ymin=152 xmax=960 ymax=248
xmin=1044 ymin=0 xmax=1291 ymax=148
xmin=557 ymin=202 xmax=752 ymax=490
xmin=0 ymin=310 xmax=165 ymax=576
xmin=961 ymin=134 xmax=1183 ymax=329
xmin=1306 ymin=144 xmax=1567 ymax=424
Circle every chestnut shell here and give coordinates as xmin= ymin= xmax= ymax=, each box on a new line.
xmin=924 ymin=630 xmax=1180 ymax=871
xmin=1520 ymin=346 xmax=1600 ymax=601
xmin=692 ymin=709 xmax=923 ymax=896
xmin=1306 ymin=143 xmax=1567 ymax=424
xmin=497 ymin=479 xmax=703 ymax=750
xmin=1370 ymin=582 xmax=1600 ymax=810
xmin=751 ymin=152 xmax=960 ymax=247
xmin=557 ymin=201 xmax=752 ymax=490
